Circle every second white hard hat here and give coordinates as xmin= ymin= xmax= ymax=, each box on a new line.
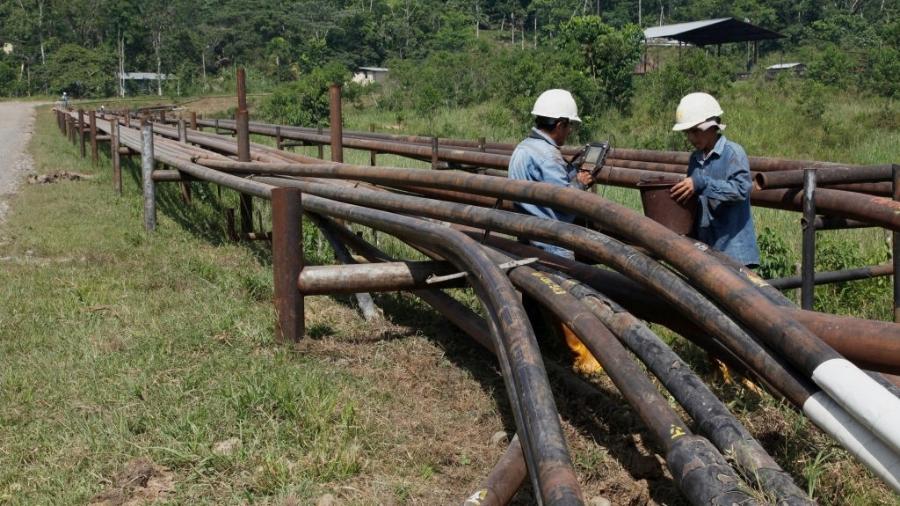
xmin=672 ymin=92 xmax=724 ymax=131
xmin=532 ymin=89 xmax=582 ymax=123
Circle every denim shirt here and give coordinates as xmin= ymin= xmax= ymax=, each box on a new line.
xmin=508 ymin=128 xmax=583 ymax=223
xmin=508 ymin=128 xmax=584 ymax=258
xmin=688 ymin=135 xmax=760 ymax=266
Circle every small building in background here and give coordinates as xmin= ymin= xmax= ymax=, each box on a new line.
xmin=352 ymin=66 xmax=389 ymax=85
xmin=765 ymin=62 xmax=806 ymax=80
xmin=2 ymin=42 xmax=13 ymax=55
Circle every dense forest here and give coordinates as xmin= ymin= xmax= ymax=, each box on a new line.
xmin=0 ymin=0 xmax=896 ymax=106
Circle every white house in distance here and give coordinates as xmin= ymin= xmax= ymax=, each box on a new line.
xmin=352 ymin=66 xmax=389 ymax=85
xmin=2 ymin=43 xmax=13 ymax=55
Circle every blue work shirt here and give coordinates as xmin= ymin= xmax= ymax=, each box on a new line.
xmin=508 ymin=128 xmax=584 ymax=258
xmin=688 ymin=135 xmax=760 ymax=266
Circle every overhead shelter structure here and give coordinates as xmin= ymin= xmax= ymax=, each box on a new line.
xmin=116 ymin=72 xmax=174 ymax=96
xmin=640 ymin=17 xmax=784 ymax=73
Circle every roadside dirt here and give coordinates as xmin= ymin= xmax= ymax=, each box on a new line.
xmin=0 ymin=102 xmax=41 ymax=225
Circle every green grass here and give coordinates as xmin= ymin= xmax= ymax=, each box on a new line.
xmin=0 ymin=109 xmax=370 ymax=504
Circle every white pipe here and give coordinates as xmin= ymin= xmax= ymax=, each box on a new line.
xmin=812 ymin=358 xmax=900 ymax=455
xmin=803 ymin=391 xmax=900 ymax=493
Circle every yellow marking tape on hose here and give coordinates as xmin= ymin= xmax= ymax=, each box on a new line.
xmin=530 ymin=271 xmax=566 ymax=295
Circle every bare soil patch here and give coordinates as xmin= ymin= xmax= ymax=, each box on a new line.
xmin=89 ymin=458 xmax=175 ymax=506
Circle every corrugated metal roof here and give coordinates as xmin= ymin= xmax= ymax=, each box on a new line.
xmin=767 ymin=62 xmax=803 ymax=69
xmin=643 ymin=17 xmax=783 ymax=45
xmin=358 ymin=67 xmax=389 ymax=72
xmin=644 ymin=18 xmax=731 ymax=39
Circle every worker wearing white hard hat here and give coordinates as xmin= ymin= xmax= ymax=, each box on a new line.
xmin=670 ymin=92 xmax=759 ymax=266
xmin=508 ymin=89 xmax=602 ymax=375
xmin=508 ymin=89 xmax=591 ymax=244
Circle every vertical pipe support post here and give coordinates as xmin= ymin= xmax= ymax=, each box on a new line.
xmin=190 ymin=111 xmax=197 ymax=130
xmin=369 ymin=124 xmax=378 ymax=166
xmin=141 ymin=123 xmax=157 ymax=232
xmin=801 ymin=168 xmax=817 ymax=310
xmin=329 ymin=83 xmax=343 ymax=163
xmin=893 ymin=165 xmax=900 ymax=323
xmin=78 ymin=109 xmax=87 ymax=158
xmin=271 ymin=188 xmax=304 ymax=342
xmin=275 ymin=125 xmax=283 ymax=150
xmin=89 ymin=110 xmax=98 ymax=165
xmin=431 ymin=137 xmax=439 ymax=169
xmin=177 ymin=119 xmax=192 ymax=203
xmin=317 ymin=126 xmax=324 ymax=159
xmin=111 ymin=121 xmax=122 ymax=195
xmin=235 ymin=67 xmax=253 ymax=236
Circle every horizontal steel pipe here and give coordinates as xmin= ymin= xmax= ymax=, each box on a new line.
xmin=192 ymin=117 xmax=859 ymax=174
xmin=151 ymin=170 xmax=199 ymax=182
xmin=768 ymin=263 xmax=893 ymax=290
xmin=752 ymin=187 xmax=900 ymax=231
xmin=297 ymin=261 xmax=462 ymax=294
xmin=756 ymin=165 xmax=893 ymax=190
xmin=814 ymin=216 xmax=875 ymax=230
xmin=549 ymin=262 xmax=900 ymax=375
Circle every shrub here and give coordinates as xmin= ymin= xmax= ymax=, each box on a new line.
xmin=382 ymin=44 xmax=494 ymax=114
xmin=806 ymin=45 xmax=853 ymax=88
xmin=643 ymin=49 xmax=736 ymax=110
xmin=258 ymin=62 xmax=354 ymax=127
xmin=756 ymin=227 xmax=794 ymax=280
xmin=814 ymin=235 xmax=890 ymax=320
xmin=861 ymin=46 xmax=899 ymax=99
xmin=0 ymin=60 xmax=16 ymax=96
xmin=795 ymin=81 xmax=827 ymax=122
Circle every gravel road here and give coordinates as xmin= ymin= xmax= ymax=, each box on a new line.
xmin=0 ymin=101 xmax=40 ymax=224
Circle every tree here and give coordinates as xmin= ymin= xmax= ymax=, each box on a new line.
xmin=35 ymin=43 xmax=115 ymax=97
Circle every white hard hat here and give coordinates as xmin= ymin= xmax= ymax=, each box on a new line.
xmin=672 ymin=92 xmax=724 ymax=131
xmin=531 ymin=89 xmax=581 ymax=123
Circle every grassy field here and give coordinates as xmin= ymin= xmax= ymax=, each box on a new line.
xmin=1 ymin=93 xmax=898 ymax=504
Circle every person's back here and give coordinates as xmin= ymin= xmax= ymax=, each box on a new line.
xmin=508 ymin=129 xmax=579 ymax=224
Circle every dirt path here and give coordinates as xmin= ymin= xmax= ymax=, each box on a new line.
xmin=0 ymin=101 xmax=42 ymax=224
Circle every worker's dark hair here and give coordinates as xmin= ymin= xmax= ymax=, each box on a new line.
xmin=535 ymin=115 xmax=568 ymax=131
